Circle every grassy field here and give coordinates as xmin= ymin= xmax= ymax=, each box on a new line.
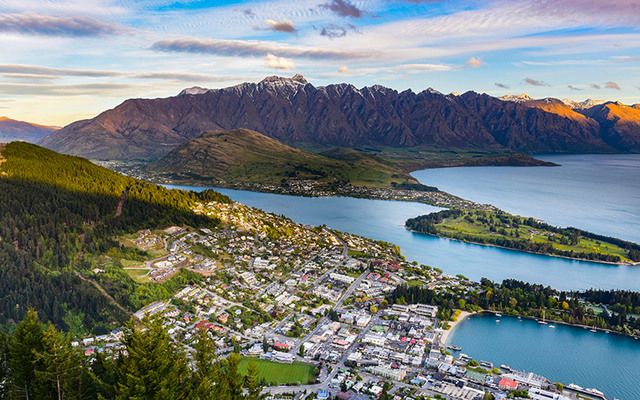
xmin=237 ymin=357 xmax=317 ymax=386
xmin=124 ymin=268 xmax=151 ymax=283
xmin=408 ymin=209 xmax=639 ymax=264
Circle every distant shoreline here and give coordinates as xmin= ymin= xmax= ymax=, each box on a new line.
xmin=406 ymin=228 xmax=639 ymax=267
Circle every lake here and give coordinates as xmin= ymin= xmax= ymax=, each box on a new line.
xmin=412 ymin=154 xmax=640 ymax=243
xmin=166 ymin=184 xmax=640 ymax=291
xmin=447 ymin=314 xmax=640 ymax=400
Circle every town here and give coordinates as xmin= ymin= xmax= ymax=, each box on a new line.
xmin=79 ymin=196 xmax=607 ymax=400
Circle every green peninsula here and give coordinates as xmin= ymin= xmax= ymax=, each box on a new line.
xmin=406 ymin=209 xmax=640 ymax=265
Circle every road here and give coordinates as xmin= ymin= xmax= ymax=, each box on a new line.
xmin=290 ymin=270 xmax=368 ymax=356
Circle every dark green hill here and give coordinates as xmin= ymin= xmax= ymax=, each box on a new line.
xmin=0 ymin=142 xmax=228 ymax=332
xmin=149 ymin=129 xmax=417 ymax=188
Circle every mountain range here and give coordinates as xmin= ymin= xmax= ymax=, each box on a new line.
xmin=0 ymin=116 xmax=58 ymax=143
xmin=40 ymin=75 xmax=640 ymax=160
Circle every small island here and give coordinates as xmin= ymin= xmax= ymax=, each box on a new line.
xmin=406 ymin=209 xmax=640 ymax=265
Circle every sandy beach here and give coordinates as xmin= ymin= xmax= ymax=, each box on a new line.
xmin=440 ymin=311 xmax=474 ymax=346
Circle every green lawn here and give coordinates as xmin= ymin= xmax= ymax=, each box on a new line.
xmin=432 ymin=210 xmax=636 ymax=263
xmin=237 ymin=357 xmax=317 ymax=386
xmin=124 ymin=268 xmax=151 ymax=283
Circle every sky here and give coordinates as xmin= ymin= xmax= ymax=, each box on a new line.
xmin=0 ymin=0 xmax=639 ymax=126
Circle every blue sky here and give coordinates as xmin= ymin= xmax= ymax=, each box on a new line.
xmin=0 ymin=0 xmax=638 ymax=125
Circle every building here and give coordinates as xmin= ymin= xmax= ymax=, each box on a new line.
xmin=498 ymin=378 xmax=519 ymax=391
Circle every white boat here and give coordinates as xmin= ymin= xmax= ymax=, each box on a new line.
xmin=495 ymin=313 xmax=502 ymax=317
xmin=548 ymin=325 xmax=556 ymax=328
xmin=495 ymin=319 xmax=501 ymax=323
xmin=538 ymin=309 xmax=548 ymax=324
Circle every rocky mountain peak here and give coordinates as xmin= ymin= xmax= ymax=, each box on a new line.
xmin=499 ymin=93 xmax=533 ymax=103
xmin=179 ymin=86 xmax=210 ymax=96
xmin=260 ymin=74 xmax=308 ymax=86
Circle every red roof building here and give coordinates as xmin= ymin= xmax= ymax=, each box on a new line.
xmin=498 ymin=378 xmax=519 ymax=391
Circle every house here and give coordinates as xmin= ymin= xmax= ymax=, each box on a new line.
xmin=499 ymin=378 xmax=519 ymax=391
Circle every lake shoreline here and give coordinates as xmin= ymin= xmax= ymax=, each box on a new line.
xmin=440 ymin=311 xmax=474 ymax=346
xmin=406 ymin=228 xmax=639 ymax=267
xmin=447 ymin=311 xmax=640 ymax=342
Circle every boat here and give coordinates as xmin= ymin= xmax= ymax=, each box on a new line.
xmin=499 ymin=364 xmax=513 ymax=372
xmin=538 ymin=309 xmax=548 ymax=325
xmin=495 ymin=313 xmax=502 ymax=317
xmin=548 ymin=325 xmax=556 ymax=328
xmin=566 ymin=384 xmax=607 ymax=400
xmin=447 ymin=345 xmax=462 ymax=351
xmin=495 ymin=319 xmax=501 ymax=323
xmin=590 ymin=328 xmax=597 ymax=333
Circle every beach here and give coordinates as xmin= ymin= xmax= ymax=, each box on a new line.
xmin=440 ymin=311 xmax=473 ymax=346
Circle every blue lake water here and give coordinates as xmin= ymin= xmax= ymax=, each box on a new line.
xmin=167 ymin=185 xmax=640 ymax=291
xmin=412 ymin=154 xmax=640 ymax=243
xmin=448 ymin=314 xmax=640 ymax=400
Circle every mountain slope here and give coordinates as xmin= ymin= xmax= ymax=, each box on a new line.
xmin=149 ymin=128 xmax=416 ymax=187
xmin=41 ymin=75 xmax=639 ymax=160
xmin=0 ymin=142 xmax=227 ymax=331
xmin=581 ymin=102 xmax=640 ymax=151
xmin=0 ymin=116 xmax=58 ymax=143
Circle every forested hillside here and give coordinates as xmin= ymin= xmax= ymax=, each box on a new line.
xmin=0 ymin=142 xmax=228 ymax=332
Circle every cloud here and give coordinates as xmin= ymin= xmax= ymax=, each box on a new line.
xmin=524 ymin=78 xmax=550 ymax=87
xmin=0 ymin=13 xmax=120 ymax=36
xmin=567 ymin=85 xmax=583 ymax=91
xmin=338 ymin=65 xmax=350 ymax=74
xmin=495 ymin=82 xmax=510 ymax=89
xmin=604 ymin=81 xmax=621 ymax=90
xmin=0 ymin=82 xmax=135 ymax=96
xmin=466 ymin=56 xmax=482 ymax=68
xmin=590 ymin=83 xmax=602 ymax=89
xmin=321 ymin=0 xmax=363 ymax=18
xmin=150 ymin=38 xmax=374 ymax=60
xmin=265 ymin=19 xmax=296 ymax=33
xmin=319 ymin=23 xmax=356 ymax=39
xmin=265 ymin=54 xmax=295 ymax=70
xmin=133 ymin=72 xmax=240 ymax=82
xmin=0 ymin=64 xmax=120 ymax=78
xmin=392 ymin=63 xmax=453 ymax=73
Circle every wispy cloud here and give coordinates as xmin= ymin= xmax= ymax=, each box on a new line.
xmin=466 ymin=56 xmax=482 ymax=68
xmin=265 ymin=54 xmax=295 ymax=70
xmin=495 ymin=82 xmax=510 ymax=89
xmin=319 ymin=23 xmax=356 ymax=39
xmin=265 ymin=19 xmax=296 ymax=33
xmin=567 ymin=85 xmax=583 ymax=91
xmin=524 ymin=78 xmax=550 ymax=87
xmin=320 ymin=0 xmax=363 ymax=18
xmin=0 ymin=64 xmax=120 ymax=77
xmin=605 ymin=81 xmax=621 ymax=90
xmin=0 ymin=82 xmax=136 ymax=96
xmin=590 ymin=83 xmax=602 ymax=89
xmin=0 ymin=13 xmax=121 ymax=36
xmin=150 ymin=38 xmax=375 ymax=60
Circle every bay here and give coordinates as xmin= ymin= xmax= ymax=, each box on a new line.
xmin=447 ymin=314 xmax=640 ymax=400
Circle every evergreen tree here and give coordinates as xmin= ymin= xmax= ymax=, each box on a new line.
xmin=115 ymin=317 xmax=190 ymax=400
xmin=8 ymin=308 xmax=45 ymax=400
xmin=244 ymin=361 xmax=264 ymax=400
xmin=35 ymin=324 xmax=87 ymax=400
xmin=191 ymin=330 xmax=219 ymax=400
